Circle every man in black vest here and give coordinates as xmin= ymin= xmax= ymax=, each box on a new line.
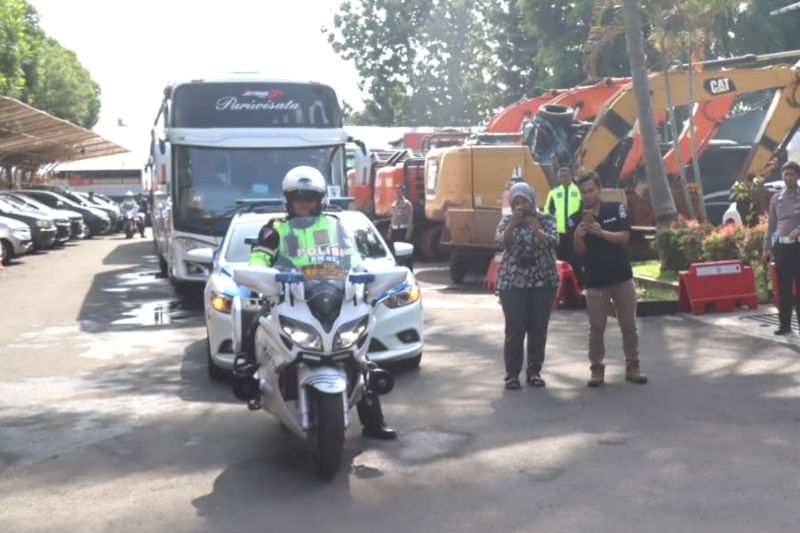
xmin=572 ymin=172 xmax=648 ymax=387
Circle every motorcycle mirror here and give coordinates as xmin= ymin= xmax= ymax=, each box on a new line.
xmin=233 ymin=266 xmax=282 ymax=297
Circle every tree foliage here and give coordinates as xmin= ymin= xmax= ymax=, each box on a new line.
xmin=329 ymin=0 xmax=800 ymax=127
xmin=0 ymin=0 xmax=100 ymax=128
xmin=325 ymin=0 xmax=540 ymax=126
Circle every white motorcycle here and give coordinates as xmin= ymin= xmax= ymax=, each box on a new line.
xmin=121 ymin=204 xmax=143 ymax=239
xmin=231 ymin=252 xmax=406 ymax=479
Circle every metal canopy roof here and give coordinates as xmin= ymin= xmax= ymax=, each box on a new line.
xmin=0 ymin=96 xmax=128 ymax=169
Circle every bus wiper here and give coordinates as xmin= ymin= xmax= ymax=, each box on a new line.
xmin=196 ymin=204 xmax=244 ymax=232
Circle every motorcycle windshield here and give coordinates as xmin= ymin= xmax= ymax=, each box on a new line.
xmin=273 ymin=215 xmax=362 ymax=333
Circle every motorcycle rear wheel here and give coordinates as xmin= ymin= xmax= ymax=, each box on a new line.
xmin=309 ymin=390 xmax=345 ymax=480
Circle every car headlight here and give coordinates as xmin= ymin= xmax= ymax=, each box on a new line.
xmin=333 ymin=316 xmax=369 ymax=351
xmin=280 ymin=316 xmax=322 ymax=351
xmin=35 ymin=219 xmax=51 ymax=228
xmin=210 ymin=292 xmax=233 ymax=314
xmin=381 ymin=285 xmax=421 ymax=308
xmin=12 ymin=229 xmax=30 ymax=239
xmin=176 ymin=237 xmax=213 ymax=251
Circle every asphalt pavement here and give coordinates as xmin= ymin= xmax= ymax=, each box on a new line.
xmin=1 ymin=234 xmax=799 ymax=532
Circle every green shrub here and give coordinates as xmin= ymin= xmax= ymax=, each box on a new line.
xmin=653 ymin=219 xmax=713 ymax=271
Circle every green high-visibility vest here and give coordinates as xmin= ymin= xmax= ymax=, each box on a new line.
xmin=249 ymin=215 xmax=361 ymax=270
xmin=545 ymin=182 xmax=581 ymax=234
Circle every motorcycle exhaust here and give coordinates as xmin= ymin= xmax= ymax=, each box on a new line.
xmin=367 ymin=368 xmax=394 ymax=396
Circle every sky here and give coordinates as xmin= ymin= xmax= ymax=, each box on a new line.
xmin=27 ymin=0 xmax=365 ymax=157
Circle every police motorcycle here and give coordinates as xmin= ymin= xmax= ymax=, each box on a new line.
xmin=120 ymin=193 xmax=144 ymax=239
xmin=231 ymin=221 xmax=406 ymax=479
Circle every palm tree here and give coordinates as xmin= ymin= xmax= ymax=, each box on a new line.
xmin=622 ymin=0 xmax=677 ymax=226
xmin=673 ymin=0 xmax=743 ymax=221
xmin=648 ymin=7 xmax=695 ymax=219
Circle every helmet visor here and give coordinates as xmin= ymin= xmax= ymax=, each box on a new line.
xmin=286 ymin=190 xmax=323 ymax=203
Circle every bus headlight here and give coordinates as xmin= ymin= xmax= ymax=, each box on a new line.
xmin=176 ymin=237 xmax=212 ymax=251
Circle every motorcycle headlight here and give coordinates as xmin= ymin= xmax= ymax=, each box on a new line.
xmin=280 ymin=316 xmax=322 ymax=351
xmin=210 ymin=292 xmax=233 ymax=314
xmin=176 ymin=237 xmax=213 ymax=251
xmin=333 ymin=316 xmax=369 ymax=351
xmin=35 ymin=219 xmax=51 ymax=228
xmin=381 ymin=285 xmax=421 ymax=308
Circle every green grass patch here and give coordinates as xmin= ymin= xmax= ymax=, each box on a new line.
xmin=632 ymin=260 xmax=679 ymax=283
xmin=636 ymin=286 xmax=678 ymax=301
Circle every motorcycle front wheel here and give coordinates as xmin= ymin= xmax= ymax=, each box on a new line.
xmin=309 ymin=390 xmax=345 ymax=480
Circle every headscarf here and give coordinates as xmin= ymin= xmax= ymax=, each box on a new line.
xmin=509 ymin=182 xmax=537 ymax=211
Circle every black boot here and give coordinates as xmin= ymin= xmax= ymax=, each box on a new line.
xmin=231 ymin=354 xmax=259 ymax=404
xmin=357 ymin=391 xmax=396 ymax=440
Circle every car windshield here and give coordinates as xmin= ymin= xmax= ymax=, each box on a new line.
xmin=0 ymin=195 xmax=35 ymax=211
xmin=25 ymin=191 xmax=79 ymax=208
xmin=173 ymin=144 xmax=346 ymax=235
xmin=0 ymin=197 xmax=20 ymax=212
xmin=9 ymin=195 xmax=50 ymax=211
xmin=224 ymin=213 xmax=388 ymax=264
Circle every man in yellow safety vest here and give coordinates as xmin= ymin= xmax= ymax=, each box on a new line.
xmin=544 ymin=164 xmax=582 ymax=282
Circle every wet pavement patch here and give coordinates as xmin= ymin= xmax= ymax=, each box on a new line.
xmin=111 ymin=299 xmax=198 ymax=327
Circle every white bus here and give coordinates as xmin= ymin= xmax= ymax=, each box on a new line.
xmin=147 ymin=76 xmax=366 ymax=290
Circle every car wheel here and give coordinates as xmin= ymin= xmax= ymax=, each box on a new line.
xmin=449 ymin=254 xmax=467 ymax=284
xmin=206 ymin=337 xmax=227 ymax=381
xmin=158 ymin=254 xmax=168 ymax=277
xmin=1 ymin=239 xmax=12 ymax=265
xmin=401 ymin=353 xmax=422 ymax=369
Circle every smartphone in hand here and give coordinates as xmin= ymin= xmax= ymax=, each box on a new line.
xmin=521 ymin=208 xmax=536 ymax=218
xmin=582 ymin=209 xmax=596 ymax=224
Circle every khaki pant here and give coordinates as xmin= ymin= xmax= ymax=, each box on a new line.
xmin=585 ymin=278 xmax=639 ymax=365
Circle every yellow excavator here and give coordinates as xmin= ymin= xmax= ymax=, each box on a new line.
xmin=433 ymin=51 xmax=800 ymax=283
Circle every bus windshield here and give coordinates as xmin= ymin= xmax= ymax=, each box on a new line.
xmin=173 ymin=145 xmax=345 ymax=235
xmin=171 ymin=82 xmax=342 ymax=129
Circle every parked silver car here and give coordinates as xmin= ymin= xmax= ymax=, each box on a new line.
xmin=0 ymin=215 xmax=33 ymax=264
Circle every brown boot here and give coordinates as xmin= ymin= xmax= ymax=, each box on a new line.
xmin=625 ymin=362 xmax=648 ymax=384
xmin=587 ymin=364 xmax=605 ymax=387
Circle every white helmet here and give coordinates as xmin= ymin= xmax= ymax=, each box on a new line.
xmin=282 ymin=166 xmax=328 ymax=215
xmin=126 ymin=191 xmax=134 ymax=197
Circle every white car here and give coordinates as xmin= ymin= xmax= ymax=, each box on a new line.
xmin=192 ymin=209 xmax=423 ymax=379
xmin=0 ymin=215 xmax=34 ymax=263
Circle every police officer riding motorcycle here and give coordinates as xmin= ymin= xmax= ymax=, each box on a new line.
xmin=232 ymin=166 xmax=397 ymax=440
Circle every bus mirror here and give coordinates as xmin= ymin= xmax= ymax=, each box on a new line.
xmin=352 ymin=141 xmax=370 ymax=187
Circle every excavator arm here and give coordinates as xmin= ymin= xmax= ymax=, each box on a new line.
xmin=575 ymin=63 xmax=800 ymax=180
xmin=740 ymin=82 xmax=800 ymax=179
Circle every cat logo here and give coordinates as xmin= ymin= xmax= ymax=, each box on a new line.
xmin=704 ymin=77 xmax=736 ymax=96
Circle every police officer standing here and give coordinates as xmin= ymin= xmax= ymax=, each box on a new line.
xmin=763 ymin=161 xmax=800 ymax=335
xmin=389 ymin=184 xmax=414 ymax=245
xmin=544 ymin=164 xmax=582 ymax=281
